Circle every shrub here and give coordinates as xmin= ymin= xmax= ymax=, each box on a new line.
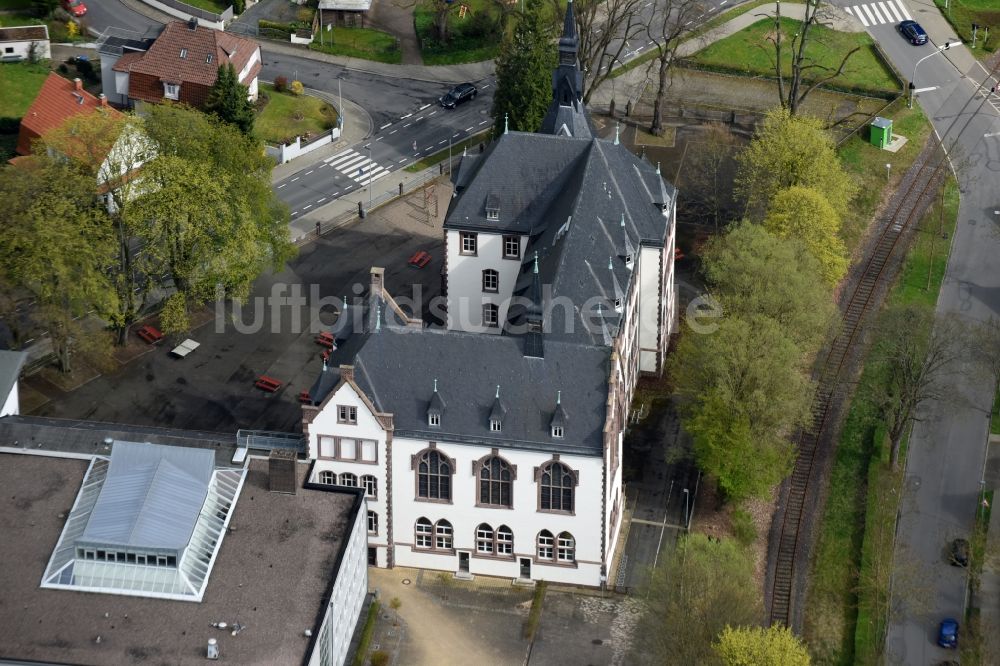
xmin=370 ymin=651 xmax=389 ymax=666
xmin=273 ymin=75 xmax=288 ymax=93
xmin=732 ymin=508 xmax=757 ymax=547
xmin=57 ymin=63 xmax=68 ymax=74
xmin=289 ymin=80 xmax=304 ymax=96
xmin=232 ymin=0 xmax=244 ymax=13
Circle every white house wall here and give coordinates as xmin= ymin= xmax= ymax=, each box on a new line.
xmin=308 ymin=493 xmax=368 ymax=666
xmin=238 ymin=47 xmax=261 ymax=102
xmin=1 ymin=38 xmax=49 ymax=60
xmin=445 ymin=229 xmax=525 ymax=333
xmin=1 ymin=381 xmax=20 ymax=417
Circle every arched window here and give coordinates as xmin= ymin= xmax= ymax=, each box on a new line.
xmin=339 ymin=472 xmax=358 ymax=488
xmin=478 ymin=456 xmax=513 ymax=507
xmin=540 ymin=461 xmax=575 ymax=512
xmin=415 ymin=517 xmax=432 ymax=549
xmin=482 ymin=269 xmax=499 ymax=293
xmin=416 ymin=449 xmax=453 ymax=501
xmin=557 ymin=532 xmax=575 ymax=563
xmin=362 ymin=475 xmax=377 ymax=499
xmin=496 ymin=525 xmax=513 ymax=556
xmin=367 ymin=511 xmax=378 ymax=535
xmin=435 ymin=519 xmax=453 ymax=549
xmin=476 ymin=523 xmax=494 ymax=553
xmin=318 ymin=470 xmax=335 ymax=485
xmin=537 ymin=530 xmax=554 ymax=560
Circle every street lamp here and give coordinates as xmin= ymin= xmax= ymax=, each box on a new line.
xmin=337 ymin=75 xmax=344 ymax=131
xmin=367 ymin=143 xmax=373 ymax=210
xmin=909 ymin=41 xmax=960 ymax=109
xmin=682 ymin=488 xmax=690 ymax=531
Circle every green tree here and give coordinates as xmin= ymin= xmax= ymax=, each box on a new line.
xmin=204 ymin=63 xmax=256 ymax=136
xmin=714 ymin=625 xmax=811 ymax=666
xmin=735 ymin=107 xmax=856 ymax=220
xmin=637 ymin=534 xmax=761 ymax=664
xmin=763 ymin=185 xmax=848 ymax=285
xmin=701 ymin=222 xmax=836 ymax=349
xmin=492 ymin=0 xmax=555 ymax=136
xmin=31 ymin=0 xmax=59 ymax=18
xmin=0 ymin=159 xmax=116 ymax=372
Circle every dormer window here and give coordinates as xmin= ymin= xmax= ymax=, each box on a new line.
xmin=429 ymin=413 xmax=440 ymax=427
xmin=485 ymin=193 xmax=500 ymax=221
xmin=624 ymin=254 xmax=633 ymax=266
xmin=163 ymin=83 xmax=180 ymax=100
xmin=179 ymin=48 xmax=187 ymax=59
xmin=206 ymin=54 xmax=213 ymax=64
xmin=614 ymin=298 xmax=623 ymax=312
xmin=428 ymin=378 xmax=444 ymax=428
xmin=552 ymin=425 xmax=564 ymax=438
xmin=490 ymin=419 xmax=502 ymax=432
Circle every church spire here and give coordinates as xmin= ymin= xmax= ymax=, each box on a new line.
xmin=539 ymin=0 xmax=592 ymax=138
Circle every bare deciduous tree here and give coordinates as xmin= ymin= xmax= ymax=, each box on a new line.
xmin=645 ymin=0 xmax=704 ymax=135
xmin=574 ymin=0 xmax=646 ymax=103
xmin=678 ymin=123 xmax=740 ymax=229
xmin=763 ymin=0 xmax=861 ymax=115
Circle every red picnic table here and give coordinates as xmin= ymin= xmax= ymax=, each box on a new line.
xmin=315 ymin=331 xmax=336 ymax=349
xmin=254 ymin=375 xmax=283 ymax=392
xmin=136 ymin=325 xmax=163 ymax=344
xmin=408 ymin=250 xmax=431 ymax=269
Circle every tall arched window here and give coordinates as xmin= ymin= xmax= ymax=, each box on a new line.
xmin=338 ymin=472 xmax=358 ymax=488
xmin=415 ymin=448 xmax=453 ymax=501
xmin=318 ymin=470 xmax=334 ymax=485
xmin=537 ymin=530 xmax=554 ymax=560
xmin=539 ymin=461 xmax=576 ymax=512
xmin=476 ymin=523 xmax=494 ymax=553
xmin=478 ymin=455 xmax=513 ymax=507
xmin=415 ymin=517 xmax=433 ymax=549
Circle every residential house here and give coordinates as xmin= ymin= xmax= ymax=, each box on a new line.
xmin=103 ymin=18 xmax=261 ymax=109
xmin=299 ymin=0 xmax=677 ymax=588
xmin=318 ymin=0 xmax=371 ymax=28
xmin=13 ymin=73 xmax=119 ymax=159
xmin=0 ymin=25 xmax=50 ymax=61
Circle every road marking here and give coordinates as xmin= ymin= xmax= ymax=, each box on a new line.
xmin=428 ymin=110 xmax=437 ymax=116
xmin=325 ymin=149 xmax=352 ymax=163
xmin=869 ymin=2 xmax=885 ymax=22
xmin=403 ymin=123 xmax=411 ymax=127
xmin=317 ymin=197 xmax=326 ymax=203
xmin=453 ymin=133 xmax=460 ymax=138
xmin=984 ymin=131 xmax=1000 ymax=138
xmin=332 ymin=191 xmax=339 ymax=196
xmin=380 ymin=123 xmax=392 ymax=130
xmin=292 ymin=210 xmax=299 ymax=216
xmin=861 ymin=4 xmax=877 ymax=24
xmin=318 ymin=163 xmax=328 ymax=168
xmin=277 ymin=183 xmax=286 ymax=188
xmin=720 ymin=0 xmax=726 ymax=4
xmin=418 ymin=103 xmax=430 ymax=111
xmin=401 ymin=112 xmax=412 ymax=119
xmin=303 ymin=204 xmax=312 ymax=210
xmin=481 ymin=84 xmax=490 ymax=89
xmin=685 ymin=19 xmax=692 ymax=25
xmin=439 ymin=139 xmax=447 ymax=145
xmin=465 ymin=126 xmax=474 ymax=131
xmin=399 ymin=157 xmax=408 ymax=163
xmin=479 ymin=120 xmax=488 ymax=125
xmin=389 ymin=129 xmax=398 ymax=134
xmin=376 ymin=136 xmax=383 ymax=141
xmin=896 ymin=0 xmax=912 ymax=20
xmin=884 ymin=0 xmax=903 ymax=22
xmin=291 ymin=177 xmax=299 ymax=182
xmin=845 ymin=6 xmax=868 ymax=26
xmin=912 ymin=85 xmax=939 ymax=93
xmin=305 ymin=170 xmax=314 ymax=175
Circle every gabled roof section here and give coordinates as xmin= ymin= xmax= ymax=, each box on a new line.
xmin=0 ymin=25 xmax=48 ymax=41
xmin=115 ymin=20 xmax=260 ymax=92
xmin=15 ymin=73 xmax=121 ymax=156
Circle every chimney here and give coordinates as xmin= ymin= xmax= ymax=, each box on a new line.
xmin=339 ymin=365 xmax=354 ymax=383
xmin=98 ymin=93 xmax=107 ymax=107
xmin=268 ymin=449 xmax=297 ymax=494
xmin=188 ymin=17 xmax=198 ymax=30
xmin=370 ymin=267 xmax=384 ymax=297
xmin=73 ymin=78 xmax=82 ymax=91
xmin=206 ymin=638 xmax=219 ymax=660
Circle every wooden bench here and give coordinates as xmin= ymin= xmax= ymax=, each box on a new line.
xmin=254 ymin=375 xmax=283 ymax=392
xmin=136 ymin=325 xmax=164 ymax=344
xmin=408 ymin=250 xmax=431 ymax=268
xmin=315 ymin=331 xmax=336 ymax=349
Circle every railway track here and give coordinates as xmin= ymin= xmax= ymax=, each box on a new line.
xmin=767 ymin=140 xmax=948 ymax=628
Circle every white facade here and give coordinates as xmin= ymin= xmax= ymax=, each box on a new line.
xmin=445 ymin=229 xmax=526 ymax=333
xmin=304 ymin=376 xmax=617 ymax=587
xmin=0 ymin=30 xmax=50 ymax=61
xmin=237 ymin=47 xmax=261 ymax=102
xmin=1 ymin=381 xmax=18 ymax=417
xmin=309 ymin=486 xmax=368 ymax=666
xmin=637 ymin=202 xmax=676 ymax=374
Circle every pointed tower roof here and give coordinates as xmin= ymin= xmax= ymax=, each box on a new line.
xmin=490 ymin=384 xmax=508 ymax=423
xmin=428 ymin=378 xmax=445 ymax=416
xmin=540 ymin=0 xmax=593 ymax=139
xmin=551 ymin=390 xmax=568 ymax=429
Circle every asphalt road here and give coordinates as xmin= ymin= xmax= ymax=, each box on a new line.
xmin=819 ymin=1 xmax=1000 ymax=662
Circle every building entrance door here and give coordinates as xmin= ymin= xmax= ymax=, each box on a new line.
xmin=519 ymin=558 xmax=531 ymax=579
xmin=458 ymin=551 xmax=470 ymax=574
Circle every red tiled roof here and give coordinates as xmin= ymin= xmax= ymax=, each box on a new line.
xmin=115 ymin=20 xmax=260 ymax=103
xmin=0 ymin=25 xmax=49 ymax=41
xmin=15 ymin=73 xmax=122 ymax=156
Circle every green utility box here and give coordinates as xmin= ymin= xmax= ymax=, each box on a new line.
xmin=870 ymin=116 xmax=892 ymax=149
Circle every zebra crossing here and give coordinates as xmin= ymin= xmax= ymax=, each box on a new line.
xmin=844 ymin=0 xmax=912 ymax=27
xmin=323 ymin=148 xmax=391 ymax=185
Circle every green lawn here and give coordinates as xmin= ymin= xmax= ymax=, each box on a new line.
xmin=309 ymin=27 xmax=401 ymax=64
xmin=991 ymin=390 xmax=1000 ymax=435
xmin=176 ymin=0 xmax=230 ymax=14
xmin=688 ymin=18 xmax=898 ymax=95
xmin=0 ymin=61 xmax=50 ymax=119
xmin=404 ymin=131 xmax=489 ymax=172
xmin=837 ymin=103 xmax=932 ymax=254
xmin=935 ymin=0 xmax=998 ymax=58
xmin=254 ymin=84 xmax=339 ymax=145
xmin=414 ymin=0 xmax=501 ymax=65
xmin=804 ymin=175 xmax=960 ymax=665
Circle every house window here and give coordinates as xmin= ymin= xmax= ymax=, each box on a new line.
xmin=360 ymin=439 xmax=377 ymax=462
xmin=206 ymin=54 xmax=213 ymax=64
xmin=540 ymin=462 xmax=575 ymax=512
xmin=483 ymin=303 xmax=499 ymax=328
xmin=460 ymin=232 xmax=477 ymax=255
xmin=503 ymin=235 xmax=520 ymax=259
xmin=487 ymin=209 xmax=499 ymax=221
xmin=482 ymin=269 xmax=499 ymax=293
xmin=490 ymin=418 xmax=502 ymax=432
xmin=179 ymin=48 xmax=187 ymax=58
xmin=478 ymin=456 xmax=513 ymax=507
xmin=338 ymin=405 xmax=357 ymax=424
xmin=416 ymin=449 xmax=452 ymax=501
xmin=476 ymin=523 xmax=494 ymax=553
xmin=318 ymin=470 xmax=335 ymax=485
xmin=362 ymin=474 xmax=377 ymax=499
xmin=551 ymin=425 xmax=564 ymax=438
xmin=339 ymin=472 xmax=358 ymax=488
xmin=318 ymin=436 xmax=337 ymax=459
xmin=415 ymin=517 xmax=433 ymax=548
xmin=368 ymin=511 xmax=378 ymax=535
xmin=163 ymin=83 xmax=180 ymax=100
xmin=340 ymin=438 xmax=358 ymax=460
xmin=4 ymin=47 xmax=13 ymax=54
xmin=435 ymin=520 xmax=453 ymax=549
xmin=496 ymin=525 xmax=513 ymax=555
xmin=429 ymin=413 xmax=440 ymax=427
xmin=537 ymin=530 xmax=554 ymax=560
xmin=557 ymin=532 xmax=575 ymax=563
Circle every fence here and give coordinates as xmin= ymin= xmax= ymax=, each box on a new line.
xmin=266 ymin=127 xmax=342 ymax=165
xmin=236 ymin=429 xmax=305 ymax=452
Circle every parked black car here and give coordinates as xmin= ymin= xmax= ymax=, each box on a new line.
xmin=439 ymin=83 xmax=477 ymax=109
xmin=898 ymin=20 xmax=928 ymax=45
xmin=948 ymin=538 xmax=969 ymax=567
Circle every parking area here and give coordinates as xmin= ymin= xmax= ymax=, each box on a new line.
xmin=25 ymin=182 xmax=450 ymax=432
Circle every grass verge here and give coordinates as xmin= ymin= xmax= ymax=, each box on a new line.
xmin=837 ymin=102 xmax=932 ymax=254
xmin=991 ymin=390 xmax=1000 ymax=435
xmin=177 ymin=0 xmax=229 ymax=14
xmin=934 ymin=0 xmax=998 ymax=59
xmin=254 ymin=83 xmax=339 ymax=145
xmin=804 ymin=175 xmax=960 ymax=665
xmin=309 ymin=27 xmax=402 ymax=64
xmin=350 ymin=599 xmax=380 ymax=666
xmin=961 ymin=489 xmax=993 ymax=665
xmin=404 ymin=131 xmax=489 ymax=172
xmin=414 ymin=0 xmax=500 ymax=65
xmin=687 ymin=17 xmax=898 ymax=95
xmin=0 ymin=61 xmax=50 ymax=119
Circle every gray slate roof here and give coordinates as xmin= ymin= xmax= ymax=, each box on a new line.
xmin=348 ymin=326 xmax=610 ymax=455
xmin=0 ymin=350 xmax=26 ymax=408
xmin=80 ymin=441 xmax=215 ymax=552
